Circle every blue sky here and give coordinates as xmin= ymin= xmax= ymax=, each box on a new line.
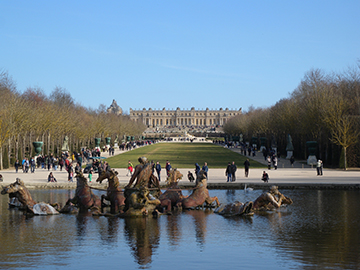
xmin=1 ymin=1 xmax=359 ymax=114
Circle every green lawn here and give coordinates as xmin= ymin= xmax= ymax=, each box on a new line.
xmin=106 ymin=143 xmax=265 ymax=169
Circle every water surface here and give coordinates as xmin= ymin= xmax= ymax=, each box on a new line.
xmin=0 ymin=189 xmax=359 ymax=269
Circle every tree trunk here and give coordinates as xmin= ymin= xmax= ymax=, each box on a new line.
xmin=8 ymin=137 xmax=11 ymax=168
xmin=42 ymin=133 xmax=45 ymax=155
xmin=48 ymin=132 xmax=51 ymax=155
xmin=344 ymin=147 xmax=347 ymax=171
xmin=29 ymin=131 xmax=32 ymax=158
xmin=22 ymin=134 xmax=26 ymax=158
xmin=16 ymin=134 xmax=19 ymax=160
xmin=0 ymin=146 xmax=3 ymax=170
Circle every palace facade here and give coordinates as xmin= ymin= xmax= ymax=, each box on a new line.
xmin=129 ymin=107 xmax=242 ymax=127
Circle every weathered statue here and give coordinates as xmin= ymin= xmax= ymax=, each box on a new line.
xmin=61 ymin=135 xmax=70 ymax=152
xmin=215 ymin=201 xmax=253 ymax=217
xmin=121 ymin=157 xmax=161 ymax=217
xmin=60 ymin=171 xmax=102 ymax=215
xmin=180 ymin=170 xmax=220 ymax=209
xmin=252 ymin=186 xmax=293 ymax=210
xmin=96 ymin=169 xmax=126 ymax=214
xmin=286 ymin=134 xmax=294 ymax=159
xmin=1 ymin=178 xmax=59 ymax=215
xmin=158 ymin=169 xmax=185 ymax=213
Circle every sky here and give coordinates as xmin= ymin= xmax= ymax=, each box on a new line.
xmin=1 ymin=1 xmax=359 ymax=114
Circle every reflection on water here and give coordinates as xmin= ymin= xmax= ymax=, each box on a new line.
xmin=0 ymin=189 xmax=359 ymax=269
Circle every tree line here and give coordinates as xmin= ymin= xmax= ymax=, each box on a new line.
xmin=223 ymin=64 xmax=360 ymax=169
xmin=0 ymin=71 xmax=146 ymax=170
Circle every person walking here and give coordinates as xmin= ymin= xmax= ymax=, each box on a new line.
xmin=316 ymin=160 xmax=323 ymax=176
xmin=14 ymin=160 xmax=20 ymax=173
xmin=127 ymin=161 xmax=134 ymax=176
xmin=244 ymin=159 xmax=250 ymax=177
xmin=267 ymin=156 xmax=271 ymax=170
xmin=166 ymin=161 xmax=172 ymax=177
xmin=225 ymin=162 xmax=232 ymax=182
xmin=155 ymin=161 xmax=161 ymax=182
xmin=230 ymin=161 xmax=237 ymax=182
xmin=195 ymin=163 xmax=201 ymax=177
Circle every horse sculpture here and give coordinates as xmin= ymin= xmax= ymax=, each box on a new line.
xmin=181 ymin=170 xmax=220 ymax=209
xmin=1 ymin=178 xmax=59 ymax=215
xmin=60 ymin=171 xmax=102 ymax=215
xmin=158 ymin=168 xmax=185 ymax=213
xmin=96 ymin=169 xmax=126 ymax=214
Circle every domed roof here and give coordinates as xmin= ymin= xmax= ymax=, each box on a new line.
xmin=107 ymin=99 xmax=123 ymax=115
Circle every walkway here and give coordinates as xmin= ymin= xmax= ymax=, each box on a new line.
xmin=0 ymin=144 xmax=359 ymax=190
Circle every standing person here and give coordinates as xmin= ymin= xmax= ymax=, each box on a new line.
xmin=59 ymin=158 xmax=64 ymax=171
xmin=14 ymin=160 xmax=20 ymax=173
xmin=88 ymin=168 xmax=93 ymax=182
xmin=24 ymin=158 xmax=30 ymax=173
xmin=21 ymin=157 xmax=26 ymax=172
xmin=30 ymin=157 xmax=36 ymax=173
xmin=290 ymin=156 xmax=295 ymax=167
xmin=0 ymin=174 xmax=3 ymax=182
xmin=273 ymin=156 xmax=278 ymax=170
xmin=47 ymin=156 xmax=51 ymax=171
xmin=68 ymin=167 xmax=74 ymax=182
xmin=127 ymin=161 xmax=133 ymax=176
xmin=316 ymin=160 xmax=323 ymax=176
xmin=75 ymin=162 xmax=81 ymax=173
xmin=202 ymin=162 xmax=209 ymax=179
xmin=267 ymin=156 xmax=271 ymax=170
xmin=244 ymin=159 xmax=250 ymax=177
xmin=230 ymin=161 xmax=237 ymax=182
xmin=195 ymin=163 xmax=200 ymax=177
xmin=53 ymin=156 xmax=58 ymax=171
xmin=225 ymin=162 xmax=232 ymax=182
xmin=155 ymin=161 xmax=161 ymax=182
xmin=166 ymin=161 xmax=172 ymax=177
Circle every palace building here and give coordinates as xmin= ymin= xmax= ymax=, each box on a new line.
xmin=129 ymin=107 xmax=242 ymax=127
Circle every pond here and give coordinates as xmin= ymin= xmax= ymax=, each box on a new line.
xmin=0 ymin=189 xmax=359 ymax=270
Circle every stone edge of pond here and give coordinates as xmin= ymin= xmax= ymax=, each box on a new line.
xmin=21 ymin=183 xmax=360 ymax=190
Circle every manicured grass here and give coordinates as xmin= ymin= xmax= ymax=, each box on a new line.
xmin=106 ymin=143 xmax=265 ymax=169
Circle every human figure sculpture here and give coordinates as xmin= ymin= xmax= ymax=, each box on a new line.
xmin=1 ymin=178 xmax=59 ymax=215
xmin=180 ymin=170 xmax=220 ymax=209
xmin=125 ymin=157 xmax=159 ymax=189
xmin=252 ymin=186 xmax=293 ymax=210
xmin=60 ymin=171 xmax=102 ymax=215
xmin=96 ymin=169 xmax=126 ymax=214
xmin=215 ymin=201 xmax=253 ymax=217
xmin=121 ymin=157 xmax=161 ymax=217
